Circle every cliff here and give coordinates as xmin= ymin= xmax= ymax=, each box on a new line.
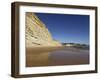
xmin=25 ymin=12 xmax=62 ymax=47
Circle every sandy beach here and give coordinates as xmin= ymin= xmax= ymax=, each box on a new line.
xmin=26 ymin=46 xmax=89 ymax=67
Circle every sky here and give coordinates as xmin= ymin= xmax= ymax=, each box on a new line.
xmin=36 ymin=13 xmax=89 ymax=45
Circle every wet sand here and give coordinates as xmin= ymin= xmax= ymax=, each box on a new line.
xmin=26 ymin=46 xmax=89 ymax=67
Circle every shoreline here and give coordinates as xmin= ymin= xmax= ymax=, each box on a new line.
xmin=26 ymin=46 xmax=89 ymax=67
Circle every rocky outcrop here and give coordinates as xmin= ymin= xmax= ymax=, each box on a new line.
xmin=25 ymin=12 xmax=62 ymax=47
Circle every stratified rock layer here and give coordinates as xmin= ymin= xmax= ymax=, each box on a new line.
xmin=25 ymin=12 xmax=61 ymax=47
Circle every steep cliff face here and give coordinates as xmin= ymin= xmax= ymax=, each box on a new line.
xmin=25 ymin=12 xmax=61 ymax=47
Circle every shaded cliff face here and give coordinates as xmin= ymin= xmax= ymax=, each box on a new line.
xmin=25 ymin=12 xmax=61 ymax=47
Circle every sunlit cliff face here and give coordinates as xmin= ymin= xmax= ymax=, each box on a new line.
xmin=25 ymin=12 xmax=62 ymax=47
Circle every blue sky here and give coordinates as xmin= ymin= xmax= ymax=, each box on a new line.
xmin=36 ymin=13 xmax=89 ymax=44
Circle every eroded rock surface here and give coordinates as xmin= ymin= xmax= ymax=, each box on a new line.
xmin=25 ymin=12 xmax=62 ymax=47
